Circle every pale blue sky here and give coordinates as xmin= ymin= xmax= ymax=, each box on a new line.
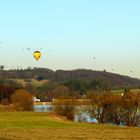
xmin=0 ymin=0 xmax=140 ymax=78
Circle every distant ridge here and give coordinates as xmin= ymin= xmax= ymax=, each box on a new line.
xmin=53 ymin=69 xmax=140 ymax=88
xmin=0 ymin=68 xmax=140 ymax=89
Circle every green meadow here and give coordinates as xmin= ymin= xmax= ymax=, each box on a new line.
xmin=0 ymin=112 xmax=140 ymax=140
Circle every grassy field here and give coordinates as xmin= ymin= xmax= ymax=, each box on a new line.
xmin=12 ymin=79 xmax=49 ymax=87
xmin=111 ymin=88 xmax=140 ymax=94
xmin=0 ymin=112 xmax=140 ymax=140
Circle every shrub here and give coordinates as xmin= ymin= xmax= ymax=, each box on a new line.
xmin=11 ymin=89 xmax=33 ymax=111
xmin=53 ymin=98 xmax=76 ymax=120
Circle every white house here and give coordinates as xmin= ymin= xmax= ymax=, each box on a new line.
xmin=33 ymin=96 xmax=40 ymax=102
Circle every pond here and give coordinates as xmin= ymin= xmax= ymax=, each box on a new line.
xmin=34 ymin=104 xmax=98 ymax=123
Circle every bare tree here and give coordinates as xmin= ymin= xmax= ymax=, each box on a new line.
xmin=121 ymin=92 xmax=140 ymax=127
xmin=86 ymin=91 xmax=106 ymax=124
xmin=101 ymin=93 xmax=123 ymax=125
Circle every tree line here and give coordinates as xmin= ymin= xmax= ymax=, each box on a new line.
xmin=85 ymin=91 xmax=140 ymax=127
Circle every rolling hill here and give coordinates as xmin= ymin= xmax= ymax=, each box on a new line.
xmin=0 ymin=68 xmax=140 ymax=88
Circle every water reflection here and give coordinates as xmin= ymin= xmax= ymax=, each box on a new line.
xmin=34 ymin=104 xmax=53 ymax=112
xmin=74 ymin=113 xmax=98 ymax=123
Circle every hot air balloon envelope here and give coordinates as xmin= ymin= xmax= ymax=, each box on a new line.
xmin=33 ymin=51 xmax=41 ymax=60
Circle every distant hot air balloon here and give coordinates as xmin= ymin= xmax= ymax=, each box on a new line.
xmin=33 ymin=51 xmax=41 ymax=60
xmin=27 ymin=48 xmax=31 ymax=51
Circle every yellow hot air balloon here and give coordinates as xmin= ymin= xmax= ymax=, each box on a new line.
xmin=33 ymin=51 xmax=41 ymax=60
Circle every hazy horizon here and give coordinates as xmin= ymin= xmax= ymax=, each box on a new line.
xmin=0 ymin=0 xmax=140 ymax=78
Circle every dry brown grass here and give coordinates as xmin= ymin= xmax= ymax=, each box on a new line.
xmin=0 ymin=127 xmax=140 ymax=140
xmin=13 ymin=79 xmax=49 ymax=87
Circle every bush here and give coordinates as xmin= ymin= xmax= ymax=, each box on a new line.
xmin=11 ymin=89 xmax=33 ymax=111
xmin=53 ymin=98 xmax=76 ymax=120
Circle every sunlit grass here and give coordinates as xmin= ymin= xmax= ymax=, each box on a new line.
xmin=0 ymin=112 xmax=140 ymax=140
